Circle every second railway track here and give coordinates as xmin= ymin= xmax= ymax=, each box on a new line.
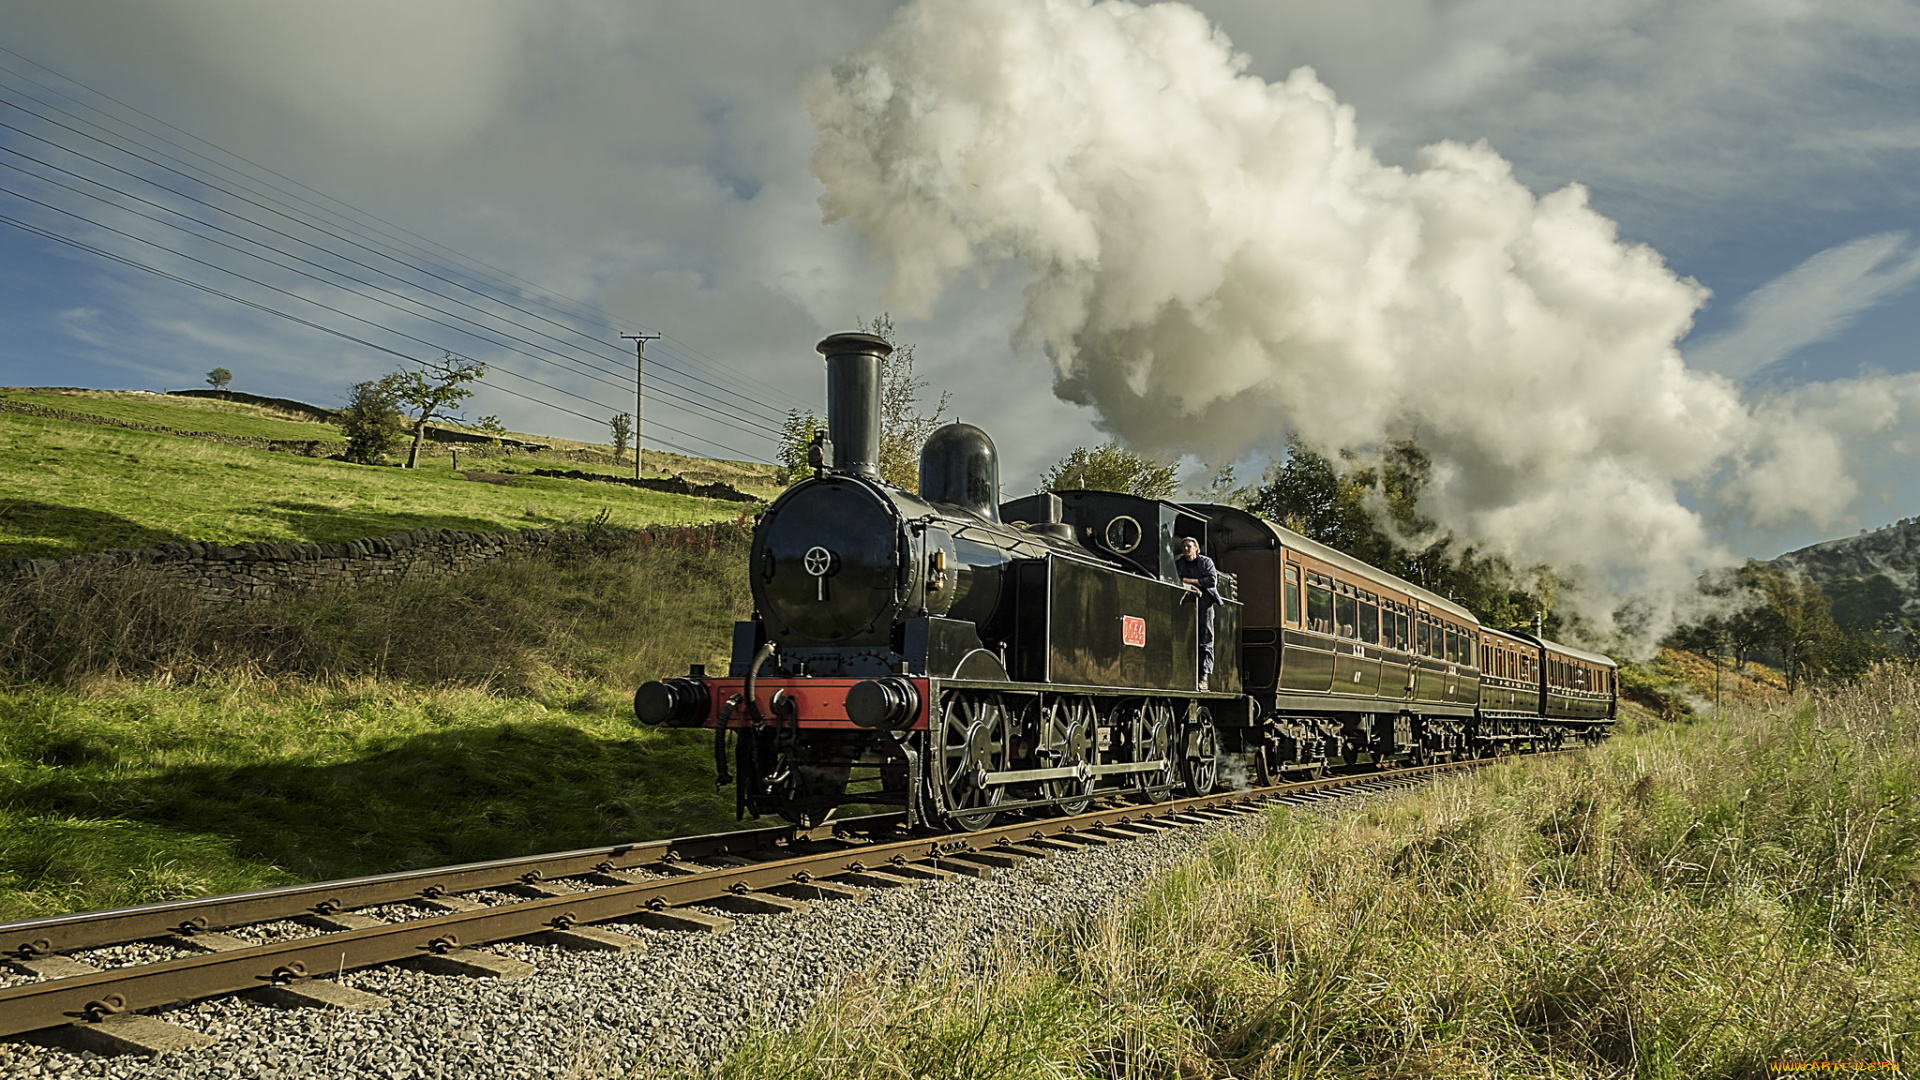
xmin=0 ymin=756 xmax=1522 ymax=1066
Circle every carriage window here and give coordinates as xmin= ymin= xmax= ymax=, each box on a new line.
xmin=1416 ymin=620 xmax=1429 ymax=656
xmin=1283 ymin=566 xmax=1300 ymax=625
xmin=1306 ymin=577 xmax=1333 ymax=635
xmin=1358 ymin=596 xmax=1379 ymax=645
xmin=1395 ymin=612 xmax=1410 ymax=651
xmin=1445 ymin=627 xmax=1461 ymax=665
xmin=1334 ymin=590 xmax=1357 ymax=639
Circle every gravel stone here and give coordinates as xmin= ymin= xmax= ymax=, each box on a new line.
xmin=0 ymin=791 xmax=1404 ymax=1079
xmin=223 ymin=920 xmax=324 ymax=946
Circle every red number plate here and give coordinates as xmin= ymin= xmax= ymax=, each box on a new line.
xmin=1121 ymin=615 xmax=1146 ymax=647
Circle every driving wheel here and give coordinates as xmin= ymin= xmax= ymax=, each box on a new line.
xmin=938 ymin=692 xmax=1007 ymax=830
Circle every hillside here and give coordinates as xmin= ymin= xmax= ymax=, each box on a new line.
xmin=0 ymin=388 xmax=782 ymax=561
xmin=0 ymin=385 xmax=772 ymax=919
xmin=1769 ymin=515 xmax=1920 ymax=629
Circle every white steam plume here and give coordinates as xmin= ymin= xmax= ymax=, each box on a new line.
xmin=806 ymin=0 xmax=1913 ymax=626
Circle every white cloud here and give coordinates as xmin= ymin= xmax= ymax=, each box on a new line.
xmin=1686 ymin=232 xmax=1920 ymax=381
xmin=807 ymin=0 xmax=1920 ymax=628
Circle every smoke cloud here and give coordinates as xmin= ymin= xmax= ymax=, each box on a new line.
xmin=806 ymin=0 xmax=1920 ymax=626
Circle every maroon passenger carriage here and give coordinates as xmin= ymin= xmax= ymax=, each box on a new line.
xmin=1187 ymin=505 xmax=1618 ymax=781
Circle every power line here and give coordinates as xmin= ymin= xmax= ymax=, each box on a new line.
xmin=0 ymin=92 xmax=798 ymax=437
xmin=0 ymin=46 xmax=811 ymax=417
xmin=0 ymin=197 xmax=768 ymax=462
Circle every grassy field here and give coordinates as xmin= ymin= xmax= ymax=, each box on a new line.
xmin=0 ymin=388 xmax=789 ymax=919
xmin=0 ymin=410 xmax=768 ymax=560
xmin=705 ymin=676 xmax=1920 ymax=1078
xmin=0 ymin=388 xmax=345 ymax=442
xmin=0 ymin=525 xmax=755 ymax=920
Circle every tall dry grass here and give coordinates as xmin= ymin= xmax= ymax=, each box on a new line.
xmin=0 ymin=523 xmax=751 ymax=695
xmin=0 ymin=523 xmax=756 ymax=918
xmin=709 ymin=671 xmax=1920 ymax=1079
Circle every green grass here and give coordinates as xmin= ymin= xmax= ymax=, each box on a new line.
xmin=0 ymin=682 xmax=735 ymax=920
xmin=0 ymin=388 xmax=344 ymax=442
xmin=0 ymin=526 xmax=756 ymax=919
xmin=707 ymin=674 xmax=1920 ymax=1079
xmin=0 ymin=411 xmax=758 ymax=560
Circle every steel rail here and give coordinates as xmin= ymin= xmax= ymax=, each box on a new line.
xmin=0 ymin=813 xmax=902 ymax=960
xmin=0 ymin=754 xmax=1540 ymax=1040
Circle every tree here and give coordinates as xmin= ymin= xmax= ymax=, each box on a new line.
xmin=859 ymin=313 xmax=951 ymax=489
xmin=1191 ymin=460 xmax=1253 ymax=507
xmin=377 ymin=354 xmax=486 ymax=469
xmin=775 ymin=408 xmax=823 ymax=486
xmin=609 ymin=412 xmax=634 ymax=461
xmin=338 ymin=380 xmax=406 ymax=465
xmin=475 ymin=415 xmax=507 ymax=439
xmin=1246 ymin=434 xmax=1570 ymax=635
xmin=205 ymin=368 xmax=232 ymax=394
xmin=1039 ymin=442 xmax=1179 ymax=500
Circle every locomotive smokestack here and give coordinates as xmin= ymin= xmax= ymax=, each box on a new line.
xmin=816 ymin=331 xmax=892 ymax=479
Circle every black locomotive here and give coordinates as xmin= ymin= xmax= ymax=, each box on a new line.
xmin=635 ymin=332 xmax=1616 ymax=829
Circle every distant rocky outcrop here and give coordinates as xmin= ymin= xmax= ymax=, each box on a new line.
xmin=1769 ymin=517 xmax=1920 ymax=630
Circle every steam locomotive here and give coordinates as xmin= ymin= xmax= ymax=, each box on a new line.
xmin=635 ymin=332 xmax=1616 ymax=830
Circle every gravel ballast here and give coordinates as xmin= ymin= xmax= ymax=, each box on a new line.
xmin=0 ymin=796 xmax=1389 ymax=1079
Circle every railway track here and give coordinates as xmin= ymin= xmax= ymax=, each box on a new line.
xmin=0 ymin=756 xmax=1508 ymax=1057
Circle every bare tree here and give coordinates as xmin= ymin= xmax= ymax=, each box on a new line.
xmin=859 ymin=313 xmax=951 ymax=489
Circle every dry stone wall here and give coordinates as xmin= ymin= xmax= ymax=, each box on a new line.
xmin=1 ymin=527 xmax=560 ymax=603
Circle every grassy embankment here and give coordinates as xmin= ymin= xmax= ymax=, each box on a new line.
xmin=0 ymin=391 xmax=776 ymax=921
xmin=708 ymin=659 xmax=1918 ymax=1078
xmin=0 ymin=389 xmax=781 ymax=561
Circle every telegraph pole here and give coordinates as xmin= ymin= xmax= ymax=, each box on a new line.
xmin=621 ymin=333 xmax=660 ymax=479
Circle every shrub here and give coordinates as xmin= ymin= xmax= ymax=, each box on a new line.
xmin=337 ymin=379 xmax=405 ymax=465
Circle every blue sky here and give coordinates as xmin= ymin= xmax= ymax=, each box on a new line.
xmin=2 ymin=0 xmax=1918 ymax=606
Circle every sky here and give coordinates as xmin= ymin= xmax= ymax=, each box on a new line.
xmin=3 ymin=0 xmax=1919 ymax=625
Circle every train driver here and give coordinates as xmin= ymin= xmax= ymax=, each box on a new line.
xmin=1176 ymin=536 xmax=1221 ymax=690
